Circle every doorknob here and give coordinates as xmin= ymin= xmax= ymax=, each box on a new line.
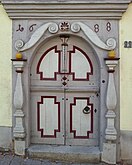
xmin=83 ymin=106 xmax=91 ymax=114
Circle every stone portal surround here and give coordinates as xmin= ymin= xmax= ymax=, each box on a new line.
xmin=12 ymin=21 xmax=119 ymax=165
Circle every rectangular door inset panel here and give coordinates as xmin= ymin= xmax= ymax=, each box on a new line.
xmin=37 ymin=96 xmax=60 ymax=138
xmin=70 ymin=97 xmax=93 ymax=139
xmin=37 ymin=46 xmax=60 ymax=80
xmin=69 ymin=46 xmax=93 ymax=80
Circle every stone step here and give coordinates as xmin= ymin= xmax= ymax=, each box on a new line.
xmin=27 ymin=145 xmax=101 ymax=163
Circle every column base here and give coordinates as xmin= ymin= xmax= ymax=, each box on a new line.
xmin=14 ymin=139 xmax=26 ymax=156
xmin=102 ymin=142 xmax=116 ymax=164
xmin=105 ymin=134 xmax=117 ymax=141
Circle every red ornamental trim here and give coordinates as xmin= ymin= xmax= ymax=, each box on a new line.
xmin=37 ymin=96 xmax=60 ymax=138
xmin=37 ymin=46 xmax=61 ymax=80
xmin=69 ymin=46 xmax=93 ymax=81
xmin=70 ymin=97 xmax=93 ymax=139
xmin=37 ymin=45 xmax=93 ymax=81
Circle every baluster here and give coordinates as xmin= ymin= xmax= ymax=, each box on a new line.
xmin=12 ymin=58 xmax=27 ymax=155
xmin=102 ymin=57 xmax=119 ymax=164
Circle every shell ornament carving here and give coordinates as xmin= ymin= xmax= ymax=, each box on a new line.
xmin=59 ymin=22 xmax=70 ymax=31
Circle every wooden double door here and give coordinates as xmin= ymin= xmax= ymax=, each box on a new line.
xmin=30 ymin=36 xmax=99 ymax=146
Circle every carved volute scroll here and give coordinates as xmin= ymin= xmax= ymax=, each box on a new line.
xmin=15 ymin=22 xmax=117 ymax=52
xmin=71 ymin=22 xmax=116 ymax=50
xmin=15 ymin=23 xmax=59 ymax=51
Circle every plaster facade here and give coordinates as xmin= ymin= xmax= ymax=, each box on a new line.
xmin=120 ymin=3 xmax=132 ymax=163
xmin=120 ymin=3 xmax=132 ymax=131
xmin=0 ymin=5 xmax=12 ymax=127
xmin=0 ymin=1 xmax=132 ymax=164
xmin=0 ymin=4 xmax=12 ymax=151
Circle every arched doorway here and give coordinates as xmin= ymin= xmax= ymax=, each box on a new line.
xmin=30 ymin=35 xmax=100 ymax=147
xmin=7 ymin=0 xmax=125 ymax=161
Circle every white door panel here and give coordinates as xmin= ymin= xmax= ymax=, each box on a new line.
xmin=31 ymin=91 xmax=64 ymax=144
xmin=65 ymin=91 xmax=99 ymax=146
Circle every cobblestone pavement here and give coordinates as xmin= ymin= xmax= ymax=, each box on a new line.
xmin=0 ymin=152 xmax=123 ymax=165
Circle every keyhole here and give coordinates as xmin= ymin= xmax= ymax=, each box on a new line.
xmin=94 ymin=109 xmax=97 ymax=113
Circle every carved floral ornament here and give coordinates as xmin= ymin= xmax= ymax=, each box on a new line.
xmin=15 ymin=22 xmax=116 ymax=52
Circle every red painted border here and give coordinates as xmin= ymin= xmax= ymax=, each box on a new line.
xmin=37 ymin=96 xmax=60 ymax=138
xmin=37 ymin=46 xmax=61 ymax=80
xmin=69 ymin=46 xmax=93 ymax=81
xmin=70 ymin=97 xmax=93 ymax=139
xmin=37 ymin=45 xmax=93 ymax=82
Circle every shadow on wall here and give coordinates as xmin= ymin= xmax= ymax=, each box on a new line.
xmin=0 ymin=126 xmax=12 ymax=151
xmin=120 ymin=130 xmax=132 ymax=164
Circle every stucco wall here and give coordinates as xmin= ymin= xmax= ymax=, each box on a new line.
xmin=120 ymin=3 xmax=132 ymax=131
xmin=0 ymin=5 xmax=12 ymax=127
xmin=120 ymin=3 xmax=132 ymax=162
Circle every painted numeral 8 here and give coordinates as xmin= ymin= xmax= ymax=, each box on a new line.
xmin=94 ymin=24 xmax=99 ymax=33
xmin=106 ymin=22 xmax=111 ymax=32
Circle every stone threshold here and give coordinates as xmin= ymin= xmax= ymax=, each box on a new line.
xmin=27 ymin=145 xmax=101 ymax=163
